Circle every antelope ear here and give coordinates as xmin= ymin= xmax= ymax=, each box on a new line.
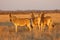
xmin=10 ymin=19 xmax=12 ymax=22
xmin=9 ymin=13 xmax=11 ymax=17
xmin=31 ymin=12 xmax=34 ymax=15
xmin=31 ymin=13 xmax=35 ymax=17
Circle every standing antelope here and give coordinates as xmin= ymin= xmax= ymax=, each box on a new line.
xmin=40 ymin=13 xmax=53 ymax=32
xmin=9 ymin=13 xmax=32 ymax=32
xmin=31 ymin=13 xmax=41 ymax=30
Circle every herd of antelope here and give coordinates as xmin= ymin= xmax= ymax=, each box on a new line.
xmin=9 ymin=12 xmax=54 ymax=33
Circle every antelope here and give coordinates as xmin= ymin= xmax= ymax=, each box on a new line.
xmin=40 ymin=13 xmax=53 ymax=32
xmin=31 ymin=13 xmax=41 ymax=30
xmin=9 ymin=13 xmax=32 ymax=32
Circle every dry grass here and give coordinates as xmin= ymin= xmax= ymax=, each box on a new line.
xmin=0 ymin=22 xmax=60 ymax=40
xmin=0 ymin=12 xmax=60 ymax=40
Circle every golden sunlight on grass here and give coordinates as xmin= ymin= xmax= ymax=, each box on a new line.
xmin=0 ymin=11 xmax=60 ymax=40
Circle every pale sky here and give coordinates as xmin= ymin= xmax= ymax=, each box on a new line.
xmin=0 ymin=0 xmax=60 ymax=10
